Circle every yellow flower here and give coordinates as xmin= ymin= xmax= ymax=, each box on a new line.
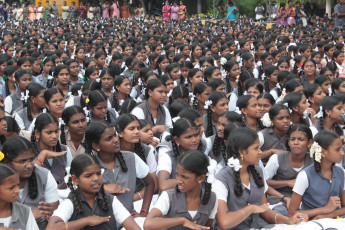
xmin=86 ymin=98 xmax=90 ymax=104
xmin=81 ymin=85 xmax=83 ymax=89
xmin=0 ymin=151 xmax=4 ymax=161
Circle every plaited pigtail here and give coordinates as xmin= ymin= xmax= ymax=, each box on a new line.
xmin=234 ymin=170 xmax=243 ymax=196
xmin=226 ymin=76 xmax=232 ymax=94
xmin=334 ymin=124 xmax=343 ymax=137
xmin=237 ymin=81 xmax=244 ymax=97
xmin=212 ymin=136 xmax=221 ymax=157
xmin=27 ymin=100 xmax=33 ymax=121
xmin=67 ymin=177 xmax=84 ymax=214
xmin=31 ymin=131 xmax=38 ymax=156
xmin=115 ymin=151 xmax=128 ymax=172
xmin=264 ymin=78 xmax=270 ymax=93
xmin=99 ymin=185 xmax=109 ymax=211
xmin=256 ymin=118 xmax=265 ymax=130
xmin=192 ymin=96 xmax=199 ymax=110
xmin=55 ymin=140 xmax=62 ymax=152
xmin=46 ymin=78 xmax=54 ymax=88
xmin=248 ymin=165 xmax=264 ymax=187
xmin=60 ymin=123 xmax=66 ymax=145
xmin=319 ymin=117 xmax=325 ymax=131
xmin=206 ymin=108 xmax=213 ymax=137
xmin=220 ymin=143 xmax=228 ymax=163
xmin=106 ymin=111 xmax=111 ymax=123
xmin=202 ymin=180 xmax=212 ymax=205
xmin=171 ymin=138 xmax=180 ymax=158
xmin=4 ymin=77 xmax=9 ymax=96
xmin=169 ymin=95 xmax=173 ymax=107
xmin=28 ymin=169 xmax=38 ymax=199
xmin=112 ymin=91 xmax=120 ymax=111
xmin=134 ymin=142 xmax=146 ymax=163
xmin=314 ymin=159 xmax=321 ymax=173
xmin=80 ymin=96 xmax=86 ymax=109
xmin=81 ymin=141 xmax=92 ymax=155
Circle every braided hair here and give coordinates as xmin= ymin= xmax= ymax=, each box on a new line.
xmin=61 ymin=106 xmax=86 ymax=145
xmin=319 ymin=96 xmax=343 ymax=137
xmin=192 ymin=82 xmax=210 ymax=111
xmin=226 ymin=128 xmax=264 ymax=196
xmin=80 ymin=80 xmax=101 ymax=109
xmin=237 ymin=70 xmax=253 ymax=97
xmin=24 ymin=83 xmax=45 ymax=122
xmin=264 ymin=65 xmax=278 ymax=93
xmin=88 ymin=90 xmax=111 ymax=123
xmin=169 ymin=84 xmax=189 ymax=107
xmin=84 ymin=121 xmax=127 ymax=172
xmin=2 ymin=136 xmax=38 ymax=199
xmin=113 ymin=75 xmax=131 ymax=111
xmin=237 ymin=95 xmax=265 ymax=130
xmin=68 ymin=154 xmax=109 ymax=214
xmin=2 ymin=65 xmax=17 ymax=97
xmin=177 ymin=150 xmax=212 ymax=205
xmin=205 ymin=92 xmax=228 ymax=137
xmin=283 ymin=92 xmax=309 ymax=126
xmin=223 ymin=60 xmax=239 ymax=94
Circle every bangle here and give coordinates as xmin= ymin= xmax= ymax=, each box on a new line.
xmin=140 ymin=208 xmax=148 ymax=214
xmin=281 ymin=195 xmax=286 ymax=201
xmin=65 ymin=223 xmax=69 ymax=230
xmin=274 ymin=213 xmax=279 ymax=224
xmin=137 ymin=192 xmax=142 ymax=200
xmin=37 ymin=158 xmax=43 ymax=165
xmin=240 ymin=209 xmax=246 ymax=220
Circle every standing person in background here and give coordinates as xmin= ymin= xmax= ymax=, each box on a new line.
xmin=162 ymin=0 xmax=171 ymax=21
xmin=51 ymin=1 xmax=59 ymax=18
xmin=266 ymin=1 xmax=276 ymax=20
xmin=14 ymin=4 xmax=24 ymax=21
xmin=120 ymin=1 xmax=130 ymax=18
xmin=276 ymin=3 xmax=287 ymax=27
xmin=61 ymin=1 xmax=70 ymax=19
xmin=170 ymin=1 xmax=178 ymax=21
xmin=255 ymin=1 xmax=264 ymax=21
xmin=43 ymin=1 xmax=51 ymax=19
xmin=110 ymin=0 xmax=120 ymax=18
xmin=217 ymin=0 xmax=226 ymax=19
xmin=286 ymin=0 xmax=296 ymax=25
xmin=177 ymin=0 xmax=186 ymax=20
xmin=295 ymin=1 xmax=302 ymax=25
xmin=78 ymin=2 xmax=87 ymax=19
xmin=28 ymin=2 xmax=36 ymax=21
xmin=225 ymin=0 xmax=238 ymax=20
xmin=334 ymin=0 xmax=345 ymax=28
xmin=69 ymin=1 xmax=78 ymax=19
xmin=102 ymin=0 xmax=110 ymax=18
xmin=36 ymin=2 xmax=44 ymax=20
xmin=136 ymin=2 xmax=145 ymax=18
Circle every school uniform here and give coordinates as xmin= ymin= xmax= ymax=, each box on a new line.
xmin=13 ymin=107 xmax=39 ymax=130
xmin=17 ymin=165 xmax=58 ymax=230
xmin=207 ymin=134 xmax=226 ymax=164
xmin=0 ymin=202 xmax=38 ymax=230
xmin=52 ymin=189 xmax=131 ymax=230
xmin=213 ymin=165 xmax=270 ymax=229
xmin=293 ymin=164 xmax=345 ymax=212
xmin=136 ymin=143 xmax=157 ymax=192
xmin=243 ymin=117 xmax=263 ymax=132
xmin=258 ymin=127 xmax=288 ymax=162
xmin=89 ymin=108 xmax=118 ymax=124
xmin=130 ymin=84 xmax=143 ymax=99
xmin=33 ymin=74 xmax=47 ymax=87
xmin=153 ymin=189 xmax=217 ymax=230
xmin=95 ymin=151 xmax=149 ymax=212
xmin=65 ymin=130 xmax=85 ymax=158
xmin=4 ymin=90 xmax=22 ymax=115
xmin=203 ymin=113 xmax=217 ymax=136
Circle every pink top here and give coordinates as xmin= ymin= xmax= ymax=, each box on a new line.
xmin=111 ymin=3 xmax=120 ymax=18
xmin=102 ymin=3 xmax=110 ymax=18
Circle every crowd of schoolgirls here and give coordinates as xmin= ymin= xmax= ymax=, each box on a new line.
xmin=1 ymin=14 xmax=345 ymax=230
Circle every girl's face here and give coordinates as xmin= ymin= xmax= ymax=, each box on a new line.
xmin=55 ymin=58 xmax=63 ymax=66
xmin=0 ymin=173 xmax=20 ymax=203
xmin=197 ymin=86 xmax=212 ymax=105
xmin=20 ymin=61 xmax=31 ymax=71
xmin=9 ymin=150 xmax=35 ymax=180
xmin=72 ymin=163 xmax=103 ymax=195
xmin=56 ymin=69 xmax=70 ymax=85
xmin=201 ymin=62 xmax=212 ymax=71
xmin=36 ymin=123 xmax=60 ymax=148
xmin=211 ymin=69 xmax=222 ymax=80
xmin=0 ymin=62 xmax=7 ymax=73
xmin=159 ymin=58 xmax=170 ymax=72
xmin=262 ymin=55 xmax=273 ymax=66
xmin=247 ymin=86 xmax=261 ymax=98
xmin=241 ymin=138 xmax=261 ymax=165
xmin=272 ymin=109 xmax=290 ymax=132
xmin=189 ymin=71 xmax=203 ymax=86
xmin=17 ymin=74 xmax=32 ymax=91
xmin=116 ymin=78 xmax=131 ymax=95
xmin=95 ymin=55 xmax=106 ymax=67
xmin=47 ymin=93 xmax=65 ymax=115
xmin=68 ymin=41 xmax=75 ymax=50
xmin=140 ymin=124 xmax=153 ymax=145
xmin=67 ymin=113 xmax=87 ymax=136
xmin=258 ymin=98 xmax=272 ymax=117
xmin=301 ymin=47 xmax=311 ymax=59
xmin=335 ymin=53 xmax=345 ymax=64
xmin=176 ymin=164 xmax=204 ymax=193
xmin=211 ymin=98 xmax=229 ymax=116
xmin=337 ymin=81 xmax=345 ymax=93
xmin=101 ymin=74 xmax=115 ymax=91
xmin=229 ymin=64 xmax=240 ymax=79
xmin=267 ymin=69 xmax=279 ymax=85
xmin=217 ymin=116 xmax=230 ymax=139
xmin=88 ymin=70 xmax=99 ymax=81
xmin=243 ymin=42 xmax=251 ymax=51
xmin=123 ymin=46 xmax=133 ymax=56
xmin=193 ymin=46 xmax=202 ymax=58
xmin=294 ymin=95 xmax=309 ymax=115
xmin=278 ymin=62 xmax=289 ymax=72
xmin=32 ymin=89 xmax=46 ymax=109
xmin=244 ymin=57 xmax=254 ymax=71
xmin=154 ymin=46 xmax=163 ymax=55
xmin=135 ymin=52 xmax=144 ymax=62
xmin=174 ymin=127 xmax=200 ymax=152
xmin=320 ymin=80 xmax=331 ymax=95
xmin=6 ymin=47 xmax=14 ymax=57
xmin=324 ymin=138 xmax=344 ymax=164
xmin=96 ymin=127 xmax=120 ymax=153
xmin=32 ymin=61 xmax=41 ymax=74
xmin=312 ymin=54 xmax=321 ymax=64
xmin=90 ymin=101 xmax=108 ymax=120
xmin=149 ymin=85 xmax=167 ymax=104
xmin=165 ymin=79 xmax=174 ymax=92
xmin=328 ymin=102 xmax=345 ymax=123
xmin=181 ymin=67 xmax=190 ymax=80
xmin=216 ymin=84 xmax=226 ymax=94
xmin=310 ymin=87 xmax=326 ymax=105
xmin=182 ymin=46 xmax=191 ymax=57
xmin=243 ymin=97 xmax=260 ymax=119
xmin=43 ymin=61 xmax=54 ymax=74
xmin=76 ymin=49 xmax=86 ymax=60
xmin=133 ymin=65 xmax=141 ymax=79
xmin=118 ymin=120 xmax=140 ymax=144
xmin=288 ymin=131 xmax=312 ymax=156
xmin=0 ymin=110 xmax=7 ymax=135
xmin=324 ymin=70 xmax=334 ymax=81
xmin=169 ymin=67 xmax=180 ymax=81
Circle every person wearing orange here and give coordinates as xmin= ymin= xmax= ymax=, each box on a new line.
xmin=28 ymin=3 xmax=36 ymax=21
xmin=120 ymin=1 xmax=130 ymax=18
xmin=286 ymin=0 xmax=296 ymax=25
xmin=177 ymin=0 xmax=186 ymax=20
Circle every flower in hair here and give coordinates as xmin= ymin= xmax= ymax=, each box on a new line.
xmin=167 ymin=89 xmax=173 ymax=97
xmin=310 ymin=141 xmax=322 ymax=163
xmin=243 ymin=91 xmax=248 ymax=95
xmin=85 ymin=98 xmax=90 ymax=104
xmin=303 ymin=109 xmax=309 ymax=120
xmin=78 ymin=90 xmax=82 ymax=97
xmin=261 ymin=112 xmax=272 ymax=128
xmin=21 ymin=90 xmax=29 ymax=102
xmin=172 ymin=116 xmax=180 ymax=123
xmin=96 ymin=78 xmax=100 ymax=83
xmin=314 ymin=106 xmax=323 ymax=118
xmin=276 ymin=83 xmax=281 ymax=89
xmin=46 ymin=75 xmax=53 ymax=80
xmin=67 ymin=92 xmax=72 ymax=97
xmin=204 ymin=100 xmax=213 ymax=109
xmin=119 ymin=99 xmax=124 ymax=106
xmin=283 ymin=103 xmax=292 ymax=113
xmin=227 ymin=157 xmax=242 ymax=172
xmin=206 ymin=158 xmax=218 ymax=184
xmin=280 ymin=88 xmax=286 ymax=100
xmin=0 ymin=151 xmax=4 ymax=161
xmin=2 ymin=75 xmax=7 ymax=81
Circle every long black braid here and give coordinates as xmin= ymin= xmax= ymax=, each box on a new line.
xmin=134 ymin=142 xmax=146 ymax=163
xmin=67 ymin=177 xmax=84 ymax=214
xmin=206 ymin=108 xmax=214 ymax=137
xmin=225 ymin=76 xmax=233 ymax=95
xmin=4 ymin=77 xmax=9 ymax=96
xmin=60 ymin=123 xmax=66 ymax=145
xmin=112 ymin=91 xmax=120 ymax=111
xmin=212 ymin=135 xmax=227 ymax=163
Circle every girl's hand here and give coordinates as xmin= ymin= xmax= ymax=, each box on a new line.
xmin=130 ymin=210 xmax=147 ymax=218
xmin=287 ymin=179 xmax=296 ymax=188
xmin=87 ymin=215 xmax=111 ymax=226
xmin=288 ymin=212 xmax=308 ymax=224
xmin=104 ymin=183 xmax=130 ymax=194
xmin=0 ymin=227 xmax=22 ymax=230
xmin=40 ymin=150 xmax=67 ymax=160
xmin=313 ymin=214 xmax=330 ymax=220
xmin=183 ymin=219 xmax=210 ymax=230
xmin=38 ymin=201 xmax=55 ymax=219
xmin=325 ymin=196 xmax=341 ymax=213
xmin=251 ymin=203 xmax=270 ymax=213
xmin=283 ymin=197 xmax=291 ymax=209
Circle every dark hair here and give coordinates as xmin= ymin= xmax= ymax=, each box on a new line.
xmin=223 ymin=60 xmax=238 ymax=93
xmin=22 ymin=83 xmax=45 ymax=122
xmin=208 ymin=78 xmax=225 ymax=92
xmin=169 ymin=85 xmax=189 ymax=107
xmin=44 ymin=87 xmax=64 ymax=105
xmin=169 ymin=100 xmax=190 ymax=118
xmin=238 ymin=70 xmax=253 ymax=96
xmin=61 ymin=106 xmax=85 ymax=145
xmin=319 ymin=96 xmax=343 ymax=137
xmin=226 ymin=128 xmax=263 ymax=196
xmin=87 ymin=90 xmax=111 ymax=122
xmin=68 ymin=154 xmax=108 ymax=214
xmin=331 ymin=78 xmax=345 ymax=94
xmin=257 ymin=92 xmax=275 ymax=106
xmin=120 ymin=99 xmax=138 ymax=114
xmin=303 ymin=84 xmax=321 ymax=102
xmin=84 ymin=66 xmax=99 ymax=81
xmin=2 ymin=137 xmax=37 ymax=198
xmin=145 ymin=79 xmax=165 ymax=100
xmin=178 ymin=109 xmax=202 ymax=122
xmin=313 ymin=131 xmax=339 ymax=172
xmin=204 ymin=66 xmax=219 ymax=82
xmin=14 ymin=69 xmax=30 ymax=82
xmin=177 ymin=150 xmax=211 ymax=205
xmin=315 ymin=75 xmax=330 ymax=90
xmin=285 ymin=79 xmax=302 ymax=93
xmin=192 ymin=82 xmax=210 ymax=110
xmin=264 ymin=65 xmax=278 ymax=93
xmin=3 ymin=65 xmax=18 ymax=96
xmin=237 ymin=95 xmax=264 ymax=129
xmin=84 ymin=121 xmax=127 ymax=172
xmin=244 ymin=78 xmax=263 ymax=94
xmin=269 ymin=103 xmax=290 ymax=121
xmin=206 ymin=92 xmax=227 ymax=137
xmin=113 ymin=75 xmax=130 ymax=111
xmin=0 ymin=163 xmax=16 ymax=186
xmin=5 ymin=116 xmax=20 ymax=135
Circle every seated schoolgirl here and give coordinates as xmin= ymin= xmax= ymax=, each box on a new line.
xmin=265 ymin=125 xmax=313 ymax=216
xmin=263 ymin=65 xmax=279 ymax=100
xmin=289 ymin=131 xmax=345 ymax=220
xmin=84 ymin=121 xmax=154 ymax=216
xmin=191 ymin=82 xmax=212 ymax=115
xmin=237 ymin=95 xmax=264 ymax=132
xmin=213 ymin=128 xmax=307 ymax=229
xmin=47 ymin=154 xmax=140 ymax=230
xmin=257 ymin=92 xmax=275 ymax=118
xmin=32 ymin=113 xmax=72 ymax=189
xmin=65 ymin=80 xmax=101 ymax=108
xmin=139 ymin=119 xmax=159 ymax=148
xmin=303 ymin=84 xmax=326 ymax=125
xmin=2 ymin=136 xmax=59 ymax=229
xmin=112 ymin=75 xmax=132 ymax=112
xmin=283 ymin=92 xmax=313 ymax=128
xmin=0 ymin=163 xmax=39 ymax=230
xmin=0 ymin=65 xmax=17 ymax=99
xmin=144 ymin=150 xmax=218 ymax=230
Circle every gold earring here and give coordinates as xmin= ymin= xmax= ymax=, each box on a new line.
xmin=241 ymin=155 xmax=244 ymax=161
xmin=97 ymin=149 xmax=100 ymax=151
